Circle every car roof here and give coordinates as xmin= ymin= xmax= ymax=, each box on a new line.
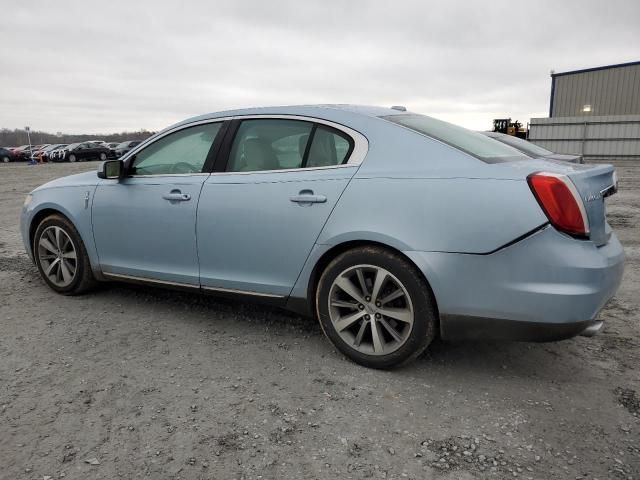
xmin=171 ymin=104 xmax=407 ymax=130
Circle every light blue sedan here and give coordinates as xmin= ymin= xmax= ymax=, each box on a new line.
xmin=20 ymin=105 xmax=624 ymax=368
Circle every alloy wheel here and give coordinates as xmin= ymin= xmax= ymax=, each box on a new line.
xmin=328 ymin=264 xmax=414 ymax=356
xmin=37 ymin=226 xmax=77 ymax=288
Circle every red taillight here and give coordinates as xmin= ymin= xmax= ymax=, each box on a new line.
xmin=527 ymin=172 xmax=589 ymax=238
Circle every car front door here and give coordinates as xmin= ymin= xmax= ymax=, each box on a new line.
xmin=92 ymin=121 xmax=225 ymax=285
xmin=197 ymin=117 xmax=366 ymax=297
xmin=82 ymin=143 xmax=97 ymax=160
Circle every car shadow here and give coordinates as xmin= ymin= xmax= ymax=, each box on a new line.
xmin=86 ymin=281 xmax=602 ymax=383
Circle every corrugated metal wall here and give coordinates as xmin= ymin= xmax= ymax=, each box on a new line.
xmin=529 ymin=114 xmax=640 ymax=163
xmin=551 ymin=63 xmax=640 ymax=117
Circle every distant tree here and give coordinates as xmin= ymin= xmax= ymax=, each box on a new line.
xmin=0 ymin=128 xmax=155 ymax=147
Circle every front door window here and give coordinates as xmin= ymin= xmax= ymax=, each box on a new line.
xmin=131 ymin=123 xmax=222 ymax=175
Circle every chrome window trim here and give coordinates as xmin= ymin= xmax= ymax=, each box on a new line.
xmin=228 ymin=114 xmax=368 ymax=167
xmin=121 ymin=114 xmax=369 ymax=171
xmin=121 ymin=117 xmax=233 ymax=162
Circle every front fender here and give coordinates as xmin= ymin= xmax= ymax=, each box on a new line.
xmin=22 ymin=186 xmax=100 ymax=274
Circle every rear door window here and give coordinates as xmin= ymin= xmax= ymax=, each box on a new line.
xmin=227 ymin=119 xmax=313 ymax=172
xmin=306 ymin=125 xmax=352 ymax=168
xmin=226 ymin=119 xmax=354 ymax=172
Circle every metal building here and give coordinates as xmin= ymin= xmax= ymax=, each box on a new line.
xmin=549 ymin=61 xmax=640 ymax=117
xmin=529 ymin=61 xmax=640 ymax=163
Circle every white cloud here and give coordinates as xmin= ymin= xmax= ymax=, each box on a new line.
xmin=0 ymin=0 xmax=638 ymax=133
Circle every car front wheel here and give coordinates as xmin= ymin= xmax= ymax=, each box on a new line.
xmin=316 ymin=246 xmax=437 ymax=368
xmin=33 ymin=215 xmax=96 ymax=295
xmin=1 ymin=156 xmax=10 ymax=163
xmin=99 ymin=152 xmax=107 ymax=161
xmin=68 ymin=154 xmax=76 ymax=162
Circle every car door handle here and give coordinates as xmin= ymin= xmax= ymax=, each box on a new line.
xmin=162 ymin=190 xmax=191 ymax=201
xmin=289 ymin=190 xmax=327 ymax=204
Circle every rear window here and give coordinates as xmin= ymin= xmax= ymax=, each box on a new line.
xmin=485 ymin=132 xmax=553 ymax=158
xmin=382 ymin=114 xmax=530 ymax=164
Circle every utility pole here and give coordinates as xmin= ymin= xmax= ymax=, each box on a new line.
xmin=25 ymin=126 xmax=34 ymax=164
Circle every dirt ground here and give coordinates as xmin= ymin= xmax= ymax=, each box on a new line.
xmin=0 ymin=161 xmax=638 ymax=480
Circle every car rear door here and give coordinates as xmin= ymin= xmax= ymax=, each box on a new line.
xmin=197 ymin=116 xmax=367 ymax=297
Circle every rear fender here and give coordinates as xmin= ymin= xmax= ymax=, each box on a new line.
xmin=316 ymin=177 xmax=548 ymax=254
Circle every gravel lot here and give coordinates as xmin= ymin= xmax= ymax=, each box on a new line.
xmin=1 ymin=161 xmax=639 ymax=480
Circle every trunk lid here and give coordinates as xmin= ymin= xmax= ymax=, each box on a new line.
xmin=544 ymin=153 xmax=583 ymax=164
xmin=500 ymin=159 xmax=617 ymax=246
xmin=563 ymin=163 xmax=617 ymax=246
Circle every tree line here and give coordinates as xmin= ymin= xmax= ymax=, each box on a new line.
xmin=0 ymin=128 xmax=155 ymax=147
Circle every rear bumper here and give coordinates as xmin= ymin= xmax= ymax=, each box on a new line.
xmin=439 ymin=315 xmax=604 ymax=342
xmin=406 ymin=225 xmax=624 ymax=342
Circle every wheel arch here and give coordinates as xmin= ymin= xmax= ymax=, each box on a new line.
xmin=28 ymin=204 xmax=103 ymax=277
xmin=303 ymin=240 xmax=440 ymax=332
xmin=29 ymin=208 xmax=72 ymax=251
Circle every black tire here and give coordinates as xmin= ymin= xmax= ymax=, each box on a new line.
xmin=68 ymin=154 xmax=76 ymax=163
xmin=33 ymin=214 xmax=97 ymax=295
xmin=316 ymin=246 xmax=437 ymax=369
xmin=99 ymin=152 xmax=107 ymax=161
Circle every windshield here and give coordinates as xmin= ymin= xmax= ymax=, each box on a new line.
xmin=382 ymin=114 xmax=530 ymax=164
xmin=483 ymin=132 xmax=553 ymax=158
xmin=44 ymin=144 xmax=62 ymax=152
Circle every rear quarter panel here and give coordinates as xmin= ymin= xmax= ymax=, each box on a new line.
xmin=316 ymin=176 xmax=548 ymax=254
xmin=307 ymin=116 xmax=548 ymax=253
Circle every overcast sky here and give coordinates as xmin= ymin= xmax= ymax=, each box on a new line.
xmin=1 ymin=0 xmax=638 ymax=134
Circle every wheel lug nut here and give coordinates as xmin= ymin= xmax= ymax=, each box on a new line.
xmin=365 ymin=296 xmax=371 ymax=302
xmin=375 ymin=302 xmax=381 ymax=307
xmin=365 ymin=314 xmax=370 ymax=320
xmin=375 ymin=313 xmax=381 ymax=319
xmin=358 ymin=304 xmax=364 ymax=310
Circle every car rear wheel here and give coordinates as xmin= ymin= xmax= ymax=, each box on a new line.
xmin=2 ymin=156 xmax=10 ymax=163
xmin=99 ymin=152 xmax=107 ymax=161
xmin=33 ymin=215 xmax=96 ymax=295
xmin=316 ymin=246 xmax=437 ymax=368
xmin=68 ymin=154 xmax=76 ymax=163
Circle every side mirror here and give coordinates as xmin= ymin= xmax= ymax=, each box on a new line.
xmin=97 ymin=160 xmax=124 ymax=179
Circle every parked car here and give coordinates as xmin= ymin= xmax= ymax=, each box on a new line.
xmin=29 ymin=144 xmax=55 ymax=162
xmin=0 ymin=147 xmax=16 ymax=163
xmin=48 ymin=146 xmax=64 ymax=162
xmin=114 ymin=140 xmax=141 ymax=157
xmin=16 ymin=145 xmax=46 ymax=161
xmin=12 ymin=145 xmax=36 ymax=161
xmin=481 ymin=131 xmax=583 ymax=163
xmin=56 ymin=142 xmax=110 ymax=162
xmin=103 ymin=142 xmax=120 ymax=159
xmin=37 ymin=144 xmax=68 ymax=162
xmin=20 ymin=105 xmax=623 ymax=368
